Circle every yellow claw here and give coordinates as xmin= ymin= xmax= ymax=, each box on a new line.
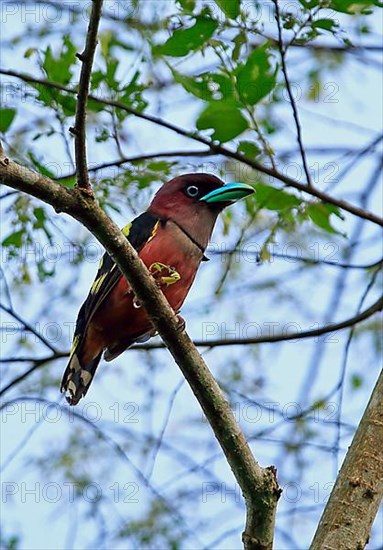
xmin=149 ymin=262 xmax=181 ymax=286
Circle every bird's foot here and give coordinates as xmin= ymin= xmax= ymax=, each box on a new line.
xmin=149 ymin=262 xmax=181 ymax=287
xmin=175 ymin=313 xmax=186 ymax=333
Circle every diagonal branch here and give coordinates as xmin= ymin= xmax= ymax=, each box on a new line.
xmin=1 ymin=294 xmax=381 ymax=400
xmin=0 ymin=353 xmax=67 ymax=397
xmin=70 ymin=0 xmax=103 ymax=191
xmin=57 ymin=149 xmax=214 ymax=181
xmin=0 ymin=303 xmax=58 ymax=353
xmin=1 ymin=68 xmax=382 ymax=227
xmin=273 ymin=0 xmax=312 ymax=187
xmin=211 ymin=250 xmax=383 ymax=270
xmin=0 ymin=146 xmax=281 ymax=550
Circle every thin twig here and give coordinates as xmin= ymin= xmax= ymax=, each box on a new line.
xmin=143 ymin=294 xmax=383 ymax=348
xmin=0 ymin=396 xmax=203 ymax=547
xmin=70 ymin=0 xmax=103 ymax=191
xmin=210 ymin=250 xmax=383 ymax=270
xmin=146 ymin=378 xmax=184 ymax=480
xmin=273 ymin=0 xmax=313 ymax=187
xmin=297 ymin=157 xmax=383 ymax=406
xmin=0 ymin=405 xmax=47 ymax=472
xmin=333 ymin=266 xmax=381 ymax=472
xmin=0 ymin=190 xmax=18 ymax=200
xmin=19 ymin=1 xmax=383 ymax=54
xmin=0 ymin=303 xmax=58 ymax=353
xmin=327 ymin=133 xmax=383 ymax=191
xmin=2 ymin=68 xmax=382 ymax=226
xmin=1 ymin=292 xmax=381 ymax=395
xmin=0 ymin=353 xmax=67 ymax=397
xmin=57 ymin=149 xmax=214 ymax=181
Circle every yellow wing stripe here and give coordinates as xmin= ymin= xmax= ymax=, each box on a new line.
xmin=147 ymin=221 xmax=160 ymax=243
xmin=90 ymin=272 xmax=108 ymax=295
xmin=122 ymin=222 xmax=132 ymax=236
xmin=70 ymin=334 xmax=80 ymax=358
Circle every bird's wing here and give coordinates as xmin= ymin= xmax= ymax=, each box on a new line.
xmin=71 ymin=211 xmax=161 ymax=355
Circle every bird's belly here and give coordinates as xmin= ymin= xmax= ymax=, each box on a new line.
xmin=92 ymin=244 xmax=200 ymax=346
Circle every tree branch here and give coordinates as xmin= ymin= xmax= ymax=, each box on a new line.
xmin=273 ymin=0 xmax=313 ymax=187
xmin=2 ymin=294 xmax=381 ymax=401
xmin=70 ymin=0 xmax=103 ymax=191
xmin=210 ymin=250 xmax=383 ymax=270
xmin=310 ymin=369 xmax=383 ymax=550
xmin=135 ymin=294 xmax=383 ymax=348
xmin=0 ymin=303 xmax=58 ymax=353
xmin=0 ymin=146 xmax=281 ymax=550
xmin=1 ymin=68 xmax=382 ymax=227
xmin=57 ymin=149 xmax=214 ymax=181
xmin=0 ymin=354 xmax=65 ymax=397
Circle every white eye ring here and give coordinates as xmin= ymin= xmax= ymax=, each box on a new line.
xmin=186 ymin=185 xmax=199 ymax=198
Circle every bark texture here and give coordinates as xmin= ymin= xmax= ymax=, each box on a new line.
xmin=310 ymin=369 xmax=383 ymax=550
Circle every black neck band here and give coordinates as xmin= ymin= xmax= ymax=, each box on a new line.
xmin=161 ymin=218 xmax=209 ymax=261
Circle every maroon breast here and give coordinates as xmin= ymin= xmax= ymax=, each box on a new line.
xmin=90 ymin=221 xmax=203 ymax=348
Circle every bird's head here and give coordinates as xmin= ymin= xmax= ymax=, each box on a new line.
xmin=148 ymin=173 xmax=254 ymax=248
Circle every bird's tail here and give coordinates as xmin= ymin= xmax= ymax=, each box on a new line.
xmin=60 ymin=350 xmax=102 ymax=406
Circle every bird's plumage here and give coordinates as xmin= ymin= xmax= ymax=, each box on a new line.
xmin=61 ymin=174 xmax=253 ymax=405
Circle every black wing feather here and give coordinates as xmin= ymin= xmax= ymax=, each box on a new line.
xmin=72 ymin=211 xmax=160 ymax=348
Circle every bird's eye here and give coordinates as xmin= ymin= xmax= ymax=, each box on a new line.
xmin=185 ymin=185 xmax=199 ymax=198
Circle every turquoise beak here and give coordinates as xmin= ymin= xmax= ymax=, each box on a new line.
xmin=200 ymin=182 xmax=254 ymax=204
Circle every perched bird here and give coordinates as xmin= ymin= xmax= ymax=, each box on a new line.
xmin=61 ymin=173 xmax=254 ymax=405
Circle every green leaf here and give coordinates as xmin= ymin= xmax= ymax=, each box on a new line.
xmin=196 ymin=101 xmax=248 ymax=142
xmin=33 ymin=207 xmax=46 ymax=225
xmin=100 ymin=30 xmax=114 ymax=58
xmin=147 ymin=161 xmax=176 ymax=172
xmin=311 ymin=399 xmax=326 ymax=410
xmin=42 ymin=36 xmax=76 ymax=84
xmin=33 ymin=207 xmax=52 ymax=240
xmin=214 ymin=0 xmax=240 ymax=19
xmin=236 ymin=45 xmax=277 ymax=105
xmin=237 ymin=141 xmax=261 ymax=158
xmin=351 ymin=374 xmax=363 ymax=389
xmin=154 ymin=17 xmax=218 ymax=57
xmin=87 ymin=98 xmax=105 ymax=113
xmin=210 ymin=73 xmax=236 ymax=100
xmin=171 ymin=68 xmax=235 ymax=102
xmin=171 ymin=69 xmax=212 ymax=100
xmin=232 ymin=32 xmax=246 ymax=62
xmin=329 ymin=0 xmax=381 ymax=14
xmin=91 ymin=70 xmax=105 ymax=90
xmin=313 ymin=18 xmax=339 ymax=31
xmin=24 ymin=47 xmax=37 ymax=58
xmin=55 ymin=94 xmax=77 ymax=116
xmin=177 ymin=0 xmax=196 ymax=10
xmin=298 ymin=0 xmax=320 ymax=7
xmin=2 ymin=229 xmax=24 ymax=248
xmin=37 ymin=260 xmax=55 ymax=282
xmin=0 ymin=108 xmax=16 ymax=132
xmin=28 ymin=152 xmax=57 ymax=178
xmin=254 ymin=183 xmax=302 ymax=211
xmin=306 ymin=202 xmax=345 ymax=235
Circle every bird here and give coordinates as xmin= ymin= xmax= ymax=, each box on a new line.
xmin=61 ymin=173 xmax=254 ymax=405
